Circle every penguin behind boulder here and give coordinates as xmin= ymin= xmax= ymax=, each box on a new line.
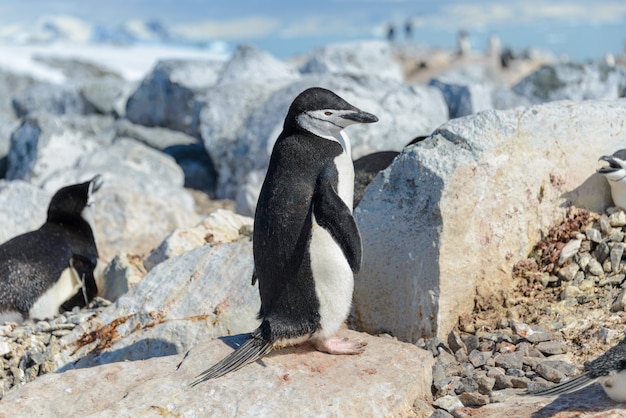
xmin=0 ymin=175 xmax=103 ymax=323
xmin=598 ymin=149 xmax=626 ymax=211
xmin=191 ymin=87 xmax=378 ymax=384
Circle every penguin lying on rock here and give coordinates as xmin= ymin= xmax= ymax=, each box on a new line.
xmin=0 ymin=176 xmax=102 ymax=323
xmin=191 ymin=87 xmax=378 ymax=384
xmin=527 ymin=334 xmax=626 ymax=402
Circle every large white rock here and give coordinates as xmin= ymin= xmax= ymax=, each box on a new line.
xmin=353 ymin=99 xmax=626 ymax=342
xmin=59 ymin=238 xmax=259 ymax=369
xmin=4 ymin=329 xmax=433 ymax=418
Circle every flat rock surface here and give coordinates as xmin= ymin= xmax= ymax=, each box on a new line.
xmin=0 ymin=329 xmax=433 ymax=418
xmin=454 ymin=384 xmax=626 ymax=417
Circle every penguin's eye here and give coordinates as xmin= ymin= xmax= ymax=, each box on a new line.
xmin=324 ymin=111 xmax=332 ymax=116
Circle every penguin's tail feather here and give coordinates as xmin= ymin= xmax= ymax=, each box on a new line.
xmin=524 ymin=372 xmax=596 ymax=397
xmin=189 ymin=332 xmax=273 ymax=386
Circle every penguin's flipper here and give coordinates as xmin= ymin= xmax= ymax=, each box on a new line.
xmin=189 ymin=332 xmax=273 ymax=386
xmin=60 ymin=254 xmax=98 ymax=312
xmin=525 ymin=372 xmax=596 ymax=397
xmin=313 ymin=165 xmax=362 ymax=273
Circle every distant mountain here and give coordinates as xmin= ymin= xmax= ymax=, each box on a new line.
xmin=0 ymin=15 xmax=210 ymax=47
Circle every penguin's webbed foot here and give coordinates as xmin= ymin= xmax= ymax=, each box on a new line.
xmin=314 ymin=336 xmax=367 ymax=355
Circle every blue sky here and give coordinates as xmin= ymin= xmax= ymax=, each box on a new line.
xmin=0 ymin=0 xmax=625 ymax=61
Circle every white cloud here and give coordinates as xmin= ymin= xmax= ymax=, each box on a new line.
xmin=411 ymin=1 xmax=626 ymax=30
xmin=172 ymin=16 xmax=280 ymax=40
xmin=279 ymin=15 xmax=367 ymax=39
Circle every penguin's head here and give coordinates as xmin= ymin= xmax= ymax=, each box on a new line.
xmin=287 ymin=87 xmax=378 ymax=138
xmin=47 ymin=175 xmax=103 ymax=228
xmin=598 ymin=149 xmax=626 ymax=183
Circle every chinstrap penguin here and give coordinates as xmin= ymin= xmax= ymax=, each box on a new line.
xmin=191 ymin=87 xmax=378 ymax=385
xmin=527 ymin=334 xmax=626 ymax=402
xmin=0 ymin=175 xmax=103 ymax=323
xmin=597 ymin=149 xmax=626 ymax=211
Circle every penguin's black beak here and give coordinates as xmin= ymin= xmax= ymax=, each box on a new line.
xmin=341 ymin=111 xmax=378 ymax=124
xmin=598 ymin=156 xmax=618 ymax=174
xmin=90 ymin=174 xmax=104 ymax=193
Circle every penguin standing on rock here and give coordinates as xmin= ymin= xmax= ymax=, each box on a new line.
xmin=0 ymin=176 xmax=103 ymax=323
xmin=598 ymin=149 xmax=626 ymax=211
xmin=528 ymin=334 xmax=626 ymax=401
xmin=191 ymin=87 xmax=378 ymax=384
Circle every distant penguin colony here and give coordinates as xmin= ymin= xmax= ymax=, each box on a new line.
xmin=0 ymin=176 xmax=103 ymax=323
xmin=597 ymin=149 xmax=626 ymax=211
xmin=191 ymin=87 xmax=378 ymax=384
xmin=528 ymin=335 xmax=626 ymax=402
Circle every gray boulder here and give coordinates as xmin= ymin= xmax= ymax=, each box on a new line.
xmin=7 ymin=113 xmax=113 ymax=183
xmin=299 ymin=40 xmax=404 ymax=81
xmin=513 ymin=63 xmax=626 ymax=103
xmin=428 ymin=64 xmax=496 ymax=118
xmin=125 ymin=58 xmax=225 ymax=135
xmin=353 ymin=99 xmax=626 ymax=342
xmin=0 ymin=180 xmax=50 ymax=244
xmin=12 ymin=83 xmax=96 ymax=118
xmin=216 ymin=44 xmax=299 ymax=84
xmin=80 ymin=75 xmax=134 ymax=116
xmin=0 ymin=69 xmax=38 ymax=120
xmin=113 ymin=119 xmax=216 ymax=193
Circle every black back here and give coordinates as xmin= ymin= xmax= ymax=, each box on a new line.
xmin=0 ymin=179 xmax=99 ymax=316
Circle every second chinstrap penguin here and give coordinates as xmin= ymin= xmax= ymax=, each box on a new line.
xmin=191 ymin=87 xmax=378 ymax=385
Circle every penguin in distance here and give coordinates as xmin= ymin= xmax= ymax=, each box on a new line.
xmin=0 ymin=176 xmax=103 ymax=323
xmin=191 ymin=87 xmax=378 ymax=384
xmin=528 ymin=334 xmax=626 ymax=402
xmin=598 ymin=149 xmax=626 ymax=211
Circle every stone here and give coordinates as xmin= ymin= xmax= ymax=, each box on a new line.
xmin=610 ymin=243 xmax=625 ymax=273
xmin=535 ymin=341 xmax=569 ymax=356
xmin=80 ymin=75 xmax=131 ymax=116
xmin=12 ymin=83 xmax=95 ymax=117
xmin=54 ymin=239 xmax=257 ymax=371
xmin=557 ymin=263 xmax=579 ymax=282
xmin=611 ymin=288 xmax=626 ymax=311
xmin=352 ymin=100 xmax=626 ymax=341
xmin=0 ymin=180 xmax=50 ymax=244
xmin=1 ymin=329 xmax=434 ymax=417
xmin=144 ymin=209 xmax=253 ymax=270
xmin=6 ymin=113 xmax=112 ymax=183
xmin=586 ymin=258 xmax=605 ymax=277
xmin=458 ymin=391 xmax=489 ymax=407
xmin=513 ymin=62 xmax=626 ymax=104
xmin=584 ymin=226 xmax=602 ymax=243
xmin=299 ymin=40 xmax=404 ymax=81
xmin=534 ymin=362 xmax=566 ymax=383
xmin=99 ymin=254 xmax=147 ymax=302
xmin=432 ymin=395 xmax=464 ymax=413
xmin=558 ymin=239 xmax=581 ymax=265
xmin=609 ymin=210 xmax=626 ymax=227
xmin=125 ymin=58 xmax=225 ymax=135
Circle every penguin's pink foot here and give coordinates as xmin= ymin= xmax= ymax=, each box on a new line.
xmin=314 ymin=336 xmax=367 ymax=355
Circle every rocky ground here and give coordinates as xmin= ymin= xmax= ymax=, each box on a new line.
xmin=2 ymin=204 xmax=626 ymax=416
xmin=425 ymin=206 xmax=626 ymax=414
